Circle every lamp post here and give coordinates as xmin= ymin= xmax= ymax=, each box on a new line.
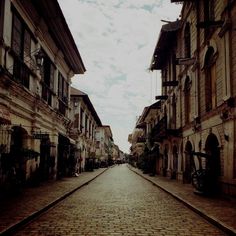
xmin=34 ymin=49 xmax=44 ymax=68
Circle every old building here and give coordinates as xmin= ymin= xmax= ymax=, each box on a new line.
xmin=95 ymin=125 xmax=113 ymax=167
xmin=150 ymin=19 xmax=182 ymax=180
xmin=70 ymin=87 xmax=102 ymax=172
xmin=147 ymin=0 xmax=236 ymax=196
xmin=128 ymin=114 xmax=146 ymax=167
xmin=129 ymin=102 xmax=161 ymax=173
xmin=0 ymin=0 xmax=85 ymax=188
xmin=112 ymin=144 xmax=120 ymax=163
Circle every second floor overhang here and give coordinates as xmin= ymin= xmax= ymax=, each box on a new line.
xmin=150 ymin=116 xmax=182 ymax=142
xmin=20 ymin=0 xmax=86 ymax=74
xmin=150 ymin=20 xmax=182 ymax=70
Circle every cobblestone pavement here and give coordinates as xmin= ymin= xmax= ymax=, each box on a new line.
xmin=0 ymin=168 xmax=107 ymax=234
xmin=129 ymin=165 xmax=236 ymax=235
xmin=13 ymin=165 xmax=226 ymax=236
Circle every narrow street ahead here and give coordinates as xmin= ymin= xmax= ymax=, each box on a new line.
xmin=14 ymin=165 xmax=225 ymax=236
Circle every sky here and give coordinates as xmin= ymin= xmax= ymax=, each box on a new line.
xmin=58 ymin=0 xmax=182 ymax=153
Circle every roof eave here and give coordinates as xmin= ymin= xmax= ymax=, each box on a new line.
xmin=32 ymin=0 xmax=86 ymax=74
xmin=150 ymin=20 xmax=182 ymax=70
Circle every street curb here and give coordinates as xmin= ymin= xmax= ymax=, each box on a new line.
xmin=128 ymin=165 xmax=236 ymax=236
xmin=1 ymin=168 xmax=109 ymax=235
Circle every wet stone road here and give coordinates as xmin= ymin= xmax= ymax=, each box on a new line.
xmin=14 ymin=165 xmax=225 ymax=236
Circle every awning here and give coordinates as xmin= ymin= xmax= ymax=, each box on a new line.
xmin=0 ymin=104 xmax=11 ymax=124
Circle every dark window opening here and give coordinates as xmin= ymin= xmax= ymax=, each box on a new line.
xmin=204 ymin=47 xmax=216 ymax=111
xmin=11 ymin=12 xmax=31 ymax=89
xmin=204 ymin=0 xmax=215 ymax=39
xmin=58 ymin=72 xmax=69 ymax=115
xmin=184 ymin=23 xmax=191 ymax=58
xmin=41 ymin=55 xmax=54 ymax=106
xmin=184 ymin=76 xmax=191 ymax=124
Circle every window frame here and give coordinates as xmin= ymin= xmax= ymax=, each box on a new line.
xmin=41 ymin=54 xmax=55 ymax=106
xmin=184 ymin=76 xmax=191 ymax=124
xmin=204 ymin=0 xmax=215 ymax=39
xmin=11 ymin=10 xmax=32 ymax=88
xmin=184 ymin=22 xmax=191 ymax=58
xmin=204 ymin=47 xmax=216 ymax=112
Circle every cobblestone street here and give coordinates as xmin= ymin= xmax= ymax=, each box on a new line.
xmin=13 ymin=165 xmax=225 ymax=236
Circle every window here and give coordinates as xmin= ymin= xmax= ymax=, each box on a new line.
xmin=41 ymin=54 xmax=55 ymax=106
xmin=204 ymin=0 xmax=215 ymax=39
xmin=58 ymin=72 xmax=68 ymax=102
xmin=172 ymin=54 xmax=176 ymax=81
xmin=204 ymin=0 xmax=215 ymax=22
xmin=172 ymin=94 xmax=177 ymax=129
xmin=89 ymin=122 xmax=92 ymax=138
xmin=184 ymin=76 xmax=191 ymax=124
xmin=58 ymin=72 xmax=69 ymax=115
xmin=85 ymin=115 xmax=88 ymax=135
xmin=11 ymin=12 xmax=31 ymax=88
xmin=73 ymin=114 xmax=79 ymax=128
xmin=162 ymin=68 xmax=168 ymax=95
xmin=80 ymin=108 xmax=84 ymax=132
xmin=12 ymin=13 xmax=23 ymax=56
xmin=184 ymin=23 xmax=191 ymax=58
xmin=204 ymin=47 xmax=216 ymax=111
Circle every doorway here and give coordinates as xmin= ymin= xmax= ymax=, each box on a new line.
xmin=205 ymin=133 xmax=221 ymax=193
xmin=184 ymin=141 xmax=193 ymax=183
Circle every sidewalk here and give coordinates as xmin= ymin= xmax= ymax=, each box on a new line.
xmin=0 ymin=168 xmax=108 ymax=235
xmin=128 ymin=165 xmax=236 ymax=236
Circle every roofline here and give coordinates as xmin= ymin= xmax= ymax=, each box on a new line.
xmin=150 ymin=20 xmax=182 ymax=70
xmin=71 ymin=92 xmax=102 ymax=126
xmin=31 ymin=0 xmax=86 ymax=74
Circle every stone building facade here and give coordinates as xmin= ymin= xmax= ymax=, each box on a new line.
xmin=0 ymin=0 xmax=85 ymax=187
xmin=70 ymin=87 xmax=102 ymax=172
xmin=95 ymin=125 xmax=114 ymax=166
xmin=130 ymin=0 xmax=236 ymax=196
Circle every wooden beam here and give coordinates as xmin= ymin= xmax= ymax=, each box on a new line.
xmin=162 ymin=81 xmax=179 ymax=87
xmin=155 ymin=95 xmax=168 ymax=100
xmin=197 ymin=20 xmax=224 ymax=28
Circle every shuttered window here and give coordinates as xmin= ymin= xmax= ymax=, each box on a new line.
xmin=204 ymin=47 xmax=216 ymax=111
xmin=11 ymin=12 xmax=31 ymax=88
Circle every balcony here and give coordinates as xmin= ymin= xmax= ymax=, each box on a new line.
xmin=150 ymin=116 xmax=182 ymax=142
xmin=150 ymin=116 xmax=167 ymax=142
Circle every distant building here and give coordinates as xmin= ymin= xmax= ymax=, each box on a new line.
xmin=95 ymin=125 xmax=113 ymax=166
xmin=70 ymin=87 xmax=102 ymax=172
xmin=112 ymin=144 xmax=120 ymax=162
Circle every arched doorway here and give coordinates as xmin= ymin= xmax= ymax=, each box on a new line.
xmin=172 ymin=145 xmax=178 ymax=179
xmin=10 ymin=126 xmax=28 ymax=184
xmin=184 ymin=141 xmax=193 ymax=183
xmin=57 ymin=134 xmax=70 ymax=178
xmin=39 ymin=138 xmax=51 ymax=181
xmin=205 ymin=133 xmax=221 ymax=193
xmin=163 ymin=145 xmax=168 ymax=177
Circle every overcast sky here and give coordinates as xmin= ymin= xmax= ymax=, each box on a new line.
xmin=58 ymin=0 xmax=182 ymax=153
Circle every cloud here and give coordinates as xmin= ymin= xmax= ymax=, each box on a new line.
xmin=58 ymin=0 xmax=182 ymax=152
